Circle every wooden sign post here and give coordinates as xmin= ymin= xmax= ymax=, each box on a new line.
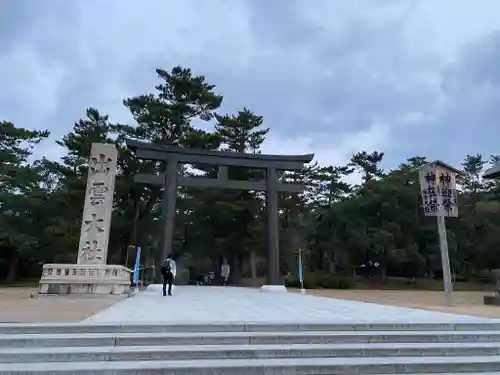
xmin=418 ymin=160 xmax=461 ymax=306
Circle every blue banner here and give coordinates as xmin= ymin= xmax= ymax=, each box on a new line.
xmin=132 ymin=247 xmax=141 ymax=285
xmin=298 ymin=248 xmax=303 ymax=283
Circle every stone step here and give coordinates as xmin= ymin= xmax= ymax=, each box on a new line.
xmin=1 ymin=342 xmax=500 ymax=363
xmin=1 ymin=321 xmax=500 ymax=334
xmin=3 ymin=356 xmax=500 ymax=374
xmin=2 ymin=330 xmax=500 ymax=348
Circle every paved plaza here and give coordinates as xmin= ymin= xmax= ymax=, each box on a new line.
xmin=4 ymin=286 xmax=500 ymax=373
xmin=85 ymin=285 xmax=499 ymax=324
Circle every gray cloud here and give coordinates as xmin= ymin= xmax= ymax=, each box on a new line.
xmin=1 ymin=0 xmax=500 ymax=168
xmin=393 ymin=30 xmax=500 ymax=166
xmin=208 ymin=0 xmax=440 ymax=148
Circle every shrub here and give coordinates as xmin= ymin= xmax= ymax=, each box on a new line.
xmin=284 ymin=272 xmax=352 ymax=290
xmin=316 ymin=274 xmax=352 ymax=289
xmin=285 ymin=275 xmax=316 ymax=289
xmin=453 ymin=275 xmax=468 ymax=283
xmin=284 ymin=278 xmax=300 ymax=288
xmin=175 ymin=268 xmax=190 ymax=285
xmin=477 ymin=275 xmax=494 ymax=284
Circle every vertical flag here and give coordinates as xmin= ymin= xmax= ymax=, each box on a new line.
xmin=298 ymin=248 xmax=304 ymax=290
xmin=132 ymin=247 xmax=141 ymax=286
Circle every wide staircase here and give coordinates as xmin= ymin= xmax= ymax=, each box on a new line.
xmin=3 ymin=322 xmax=500 ymax=374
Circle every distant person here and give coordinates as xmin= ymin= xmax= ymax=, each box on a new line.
xmin=160 ymin=254 xmax=176 ymax=296
xmin=221 ymin=259 xmax=230 ymax=286
xmin=359 ymin=260 xmax=380 ymax=279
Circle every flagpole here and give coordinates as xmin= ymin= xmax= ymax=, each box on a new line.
xmin=298 ymin=248 xmax=306 ymax=294
xmin=133 ymin=247 xmax=141 ymax=294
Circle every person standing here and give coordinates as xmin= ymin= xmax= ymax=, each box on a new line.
xmin=160 ymin=254 xmax=176 ymax=296
xmin=220 ymin=259 xmax=230 ymax=286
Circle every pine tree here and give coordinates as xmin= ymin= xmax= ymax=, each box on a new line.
xmin=0 ymin=121 xmax=49 ymax=282
xmin=213 ymin=108 xmax=269 ymax=282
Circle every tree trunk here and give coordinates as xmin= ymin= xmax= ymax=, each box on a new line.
xmin=151 ymin=237 xmax=162 ymax=283
xmin=6 ymin=257 xmax=18 ymax=284
xmin=231 ymin=254 xmax=242 ymax=285
xmin=380 ymin=265 xmax=387 ymax=279
xmin=329 ymin=259 xmax=336 ymax=273
xmin=380 ymin=249 xmax=388 ymax=279
xmin=250 ymin=250 xmax=257 ymax=286
xmin=130 ymin=200 xmax=141 ymax=246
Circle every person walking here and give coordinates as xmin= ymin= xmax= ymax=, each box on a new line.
xmin=160 ymin=254 xmax=176 ymax=296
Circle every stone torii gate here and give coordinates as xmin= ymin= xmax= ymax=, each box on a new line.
xmin=125 ymin=139 xmax=314 ymax=287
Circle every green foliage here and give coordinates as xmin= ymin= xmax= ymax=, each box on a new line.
xmin=0 ymin=122 xmax=50 ymax=281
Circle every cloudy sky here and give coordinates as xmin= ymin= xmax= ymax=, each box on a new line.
xmin=2 ymin=0 xmax=500 ymax=171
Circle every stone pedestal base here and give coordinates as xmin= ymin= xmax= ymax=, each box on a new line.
xmin=484 ymin=294 xmax=500 ymax=306
xmin=260 ymin=285 xmax=287 ymax=293
xmin=39 ymin=264 xmax=131 ymax=295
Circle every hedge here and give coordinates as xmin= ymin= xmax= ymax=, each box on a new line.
xmin=285 ymin=272 xmax=352 ymax=289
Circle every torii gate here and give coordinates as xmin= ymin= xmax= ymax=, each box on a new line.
xmin=125 ymin=139 xmax=314 ymax=286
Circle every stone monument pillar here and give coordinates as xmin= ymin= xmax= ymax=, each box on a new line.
xmin=77 ymin=143 xmax=117 ymax=265
xmin=38 ymin=143 xmax=131 ymax=295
